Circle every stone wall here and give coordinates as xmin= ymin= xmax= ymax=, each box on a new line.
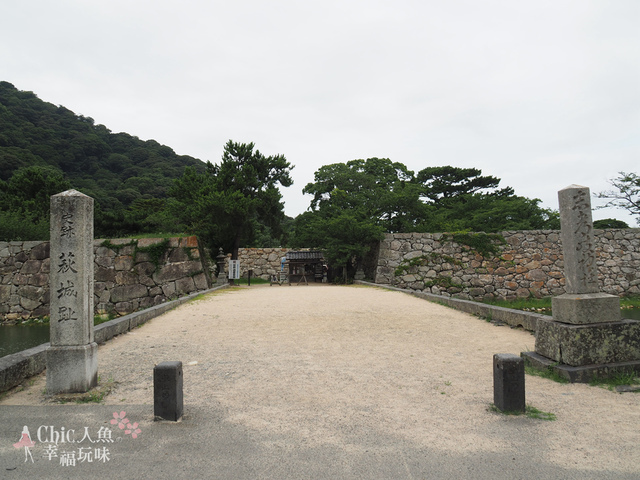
xmin=374 ymin=229 xmax=640 ymax=301
xmin=0 ymin=236 xmax=211 ymax=322
xmin=230 ymin=248 xmax=290 ymax=279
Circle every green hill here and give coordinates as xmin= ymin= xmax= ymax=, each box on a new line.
xmin=0 ymin=81 xmax=206 ymax=238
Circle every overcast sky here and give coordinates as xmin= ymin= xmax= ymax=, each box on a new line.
xmin=3 ymin=1 xmax=639 ymax=224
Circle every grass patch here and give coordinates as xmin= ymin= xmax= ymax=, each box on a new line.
xmin=621 ymin=296 xmax=640 ymax=309
xmin=482 ymin=295 xmax=640 ymax=318
xmin=234 ymin=277 xmax=270 ymax=285
xmin=525 ymin=364 xmax=570 ymax=384
xmin=94 ymin=312 xmax=118 ymax=326
xmin=483 ymin=296 xmax=553 ymax=315
xmin=589 ymin=372 xmax=640 ymax=391
xmin=14 ymin=316 xmax=49 ymax=326
xmin=489 ymin=404 xmax=556 ymax=421
xmin=53 ymin=377 xmax=116 ymax=404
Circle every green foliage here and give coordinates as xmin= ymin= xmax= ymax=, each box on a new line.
xmin=440 ymin=231 xmax=506 ymax=258
xmin=588 ymin=372 xmax=640 ymax=391
xmin=234 ymin=277 xmax=270 ymax=285
xmin=0 ymin=210 xmax=50 ymax=241
xmin=593 ymin=218 xmax=630 ymax=229
xmin=483 ymin=296 xmax=553 ymax=315
xmin=488 ymin=403 xmax=556 ymax=420
xmin=302 ymin=158 xmax=424 ymax=233
xmin=0 ymin=82 xmax=205 ymax=240
xmin=99 ymin=239 xmax=137 ymax=252
xmin=168 ymin=140 xmax=293 ymax=257
xmin=0 ymin=164 xmax=71 ymax=240
xmin=621 ymin=296 xmax=640 ymax=309
xmin=291 ymin=208 xmax=384 ymax=273
xmin=134 ymin=238 xmax=171 ymax=268
xmin=100 ymin=238 xmax=170 ymax=269
xmin=416 ymin=166 xmax=500 ymax=201
xmin=294 ymin=159 xmax=559 ymax=278
xmin=597 ymin=172 xmax=640 ymax=225
xmin=525 ymin=364 xmax=570 ymax=384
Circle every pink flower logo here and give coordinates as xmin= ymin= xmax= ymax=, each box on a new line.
xmin=110 ymin=411 xmax=129 ymax=430
xmin=125 ymin=422 xmax=142 ymax=439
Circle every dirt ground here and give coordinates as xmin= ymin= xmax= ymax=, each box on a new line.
xmin=2 ymin=284 xmax=639 ymax=475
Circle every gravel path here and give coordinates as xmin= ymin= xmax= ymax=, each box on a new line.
xmin=2 ymin=284 xmax=639 ymax=476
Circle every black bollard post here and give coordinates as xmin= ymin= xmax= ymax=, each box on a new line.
xmin=154 ymin=361 xmax=184 ymax=421
xmin=248 ymin=269 xmax=252 ymax=286
xmin=493 ymin=354 xmax=525 ymax=412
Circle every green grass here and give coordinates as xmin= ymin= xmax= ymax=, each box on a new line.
xmin=589 ymin=372 xmax=640 ymax=391
xmin=621 ymin=296 xmax=640 ymax=309
xmin=234 ymin=277 xmax=270 ymax=285
xmin=53 ymin=377 xmax=116 ymax=404
xmin=482 ymin=295 xmax=640 ymax=317
xmin=525 ymin=364 xmax=570 ymax=384
xmin=489 ymin=404 xmax=556 ymax=421
xmin=483 ymin=297 xmax=553 ymax=315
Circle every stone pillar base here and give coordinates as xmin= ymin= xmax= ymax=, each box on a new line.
xmin=522 ymin=351 xmax=640 ymax=383
xmin=552 ymin=293 xmax=620 ymax=325
xmin=46 ymin=343 xmax=98 ymax=394
xmin=535 ymin=317 xmax=640 ymax=367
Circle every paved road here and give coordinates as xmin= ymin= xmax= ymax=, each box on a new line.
xmin=1 ymin=285 xmax=638 ymax=479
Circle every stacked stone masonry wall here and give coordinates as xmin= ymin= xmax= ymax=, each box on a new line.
xmin=234 ymin=248 xmax=290 ymax=279
xmin=0 ymin=236 xmax=210 ymax=322
xmin=374 ymin=230 xmax=640 ymax=301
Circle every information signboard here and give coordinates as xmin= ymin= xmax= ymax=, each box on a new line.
xmin=229 ymin=259 xmax=240 ymax=280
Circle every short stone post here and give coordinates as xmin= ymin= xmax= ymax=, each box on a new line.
xmin=46 ymin=190 xmax=98 ymax=394
xmin=493 ymin=354 xmax=525 ymax=412
xmin=154 ymin=361 xmax=184 ymax=421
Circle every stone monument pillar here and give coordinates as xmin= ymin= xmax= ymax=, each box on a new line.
xmin=46 ymin=190 xmax=98 ymax=394
xmin=551 ymin=185 xmax=620 ymax=324
xmin=522 ymin=185 xmax=640 ymax=382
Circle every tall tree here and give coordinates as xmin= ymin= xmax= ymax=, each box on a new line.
xmin=302 ymin=158 xmax=424 ymax=232
xmin=0 ymin=165 xmax=71 ymax=241
xmin=169 ymin=140 xmax=293 ymax=259
xmin=293 ymin=160 xmax=559 ymax=279
xmin=416 ymin=166 xmax=501 ymax=203
xmin=597 ymin=172 xmax=640 ymax=225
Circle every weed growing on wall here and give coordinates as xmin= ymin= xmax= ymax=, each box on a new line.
xmin=134 ymin=238 xmax=170 ymax=268
xmin=440 ymin=231 xmax=506 ymax=258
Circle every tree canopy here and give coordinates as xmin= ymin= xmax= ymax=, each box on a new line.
xmin=0 ymin=165 xmax=71 ymax=241
xmin=168 ymin=140 xmax=293 ymax=258
xmin=291 ymin=158 xmax=560 ymax=277
xmin=0 ymin=81 xmax=204 ymax=238
xmin=597 ymin=172 xmax=640 ymax=225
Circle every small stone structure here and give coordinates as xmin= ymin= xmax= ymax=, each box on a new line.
xmin=493 ymin=354 xmax=525 ymax=412
xmin=154 ymin=361 xmax=184 ymax=421
xmin=46 ymin=190 xmax=98 ymax=394
xmin=522 ymin=185 xmax=640 ymax=382
xmin=1 ymin=236 xmax=211 ymax=322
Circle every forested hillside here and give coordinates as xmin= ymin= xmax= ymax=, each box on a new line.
xmin=0 ymin=81 xmax=205 ymax=238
